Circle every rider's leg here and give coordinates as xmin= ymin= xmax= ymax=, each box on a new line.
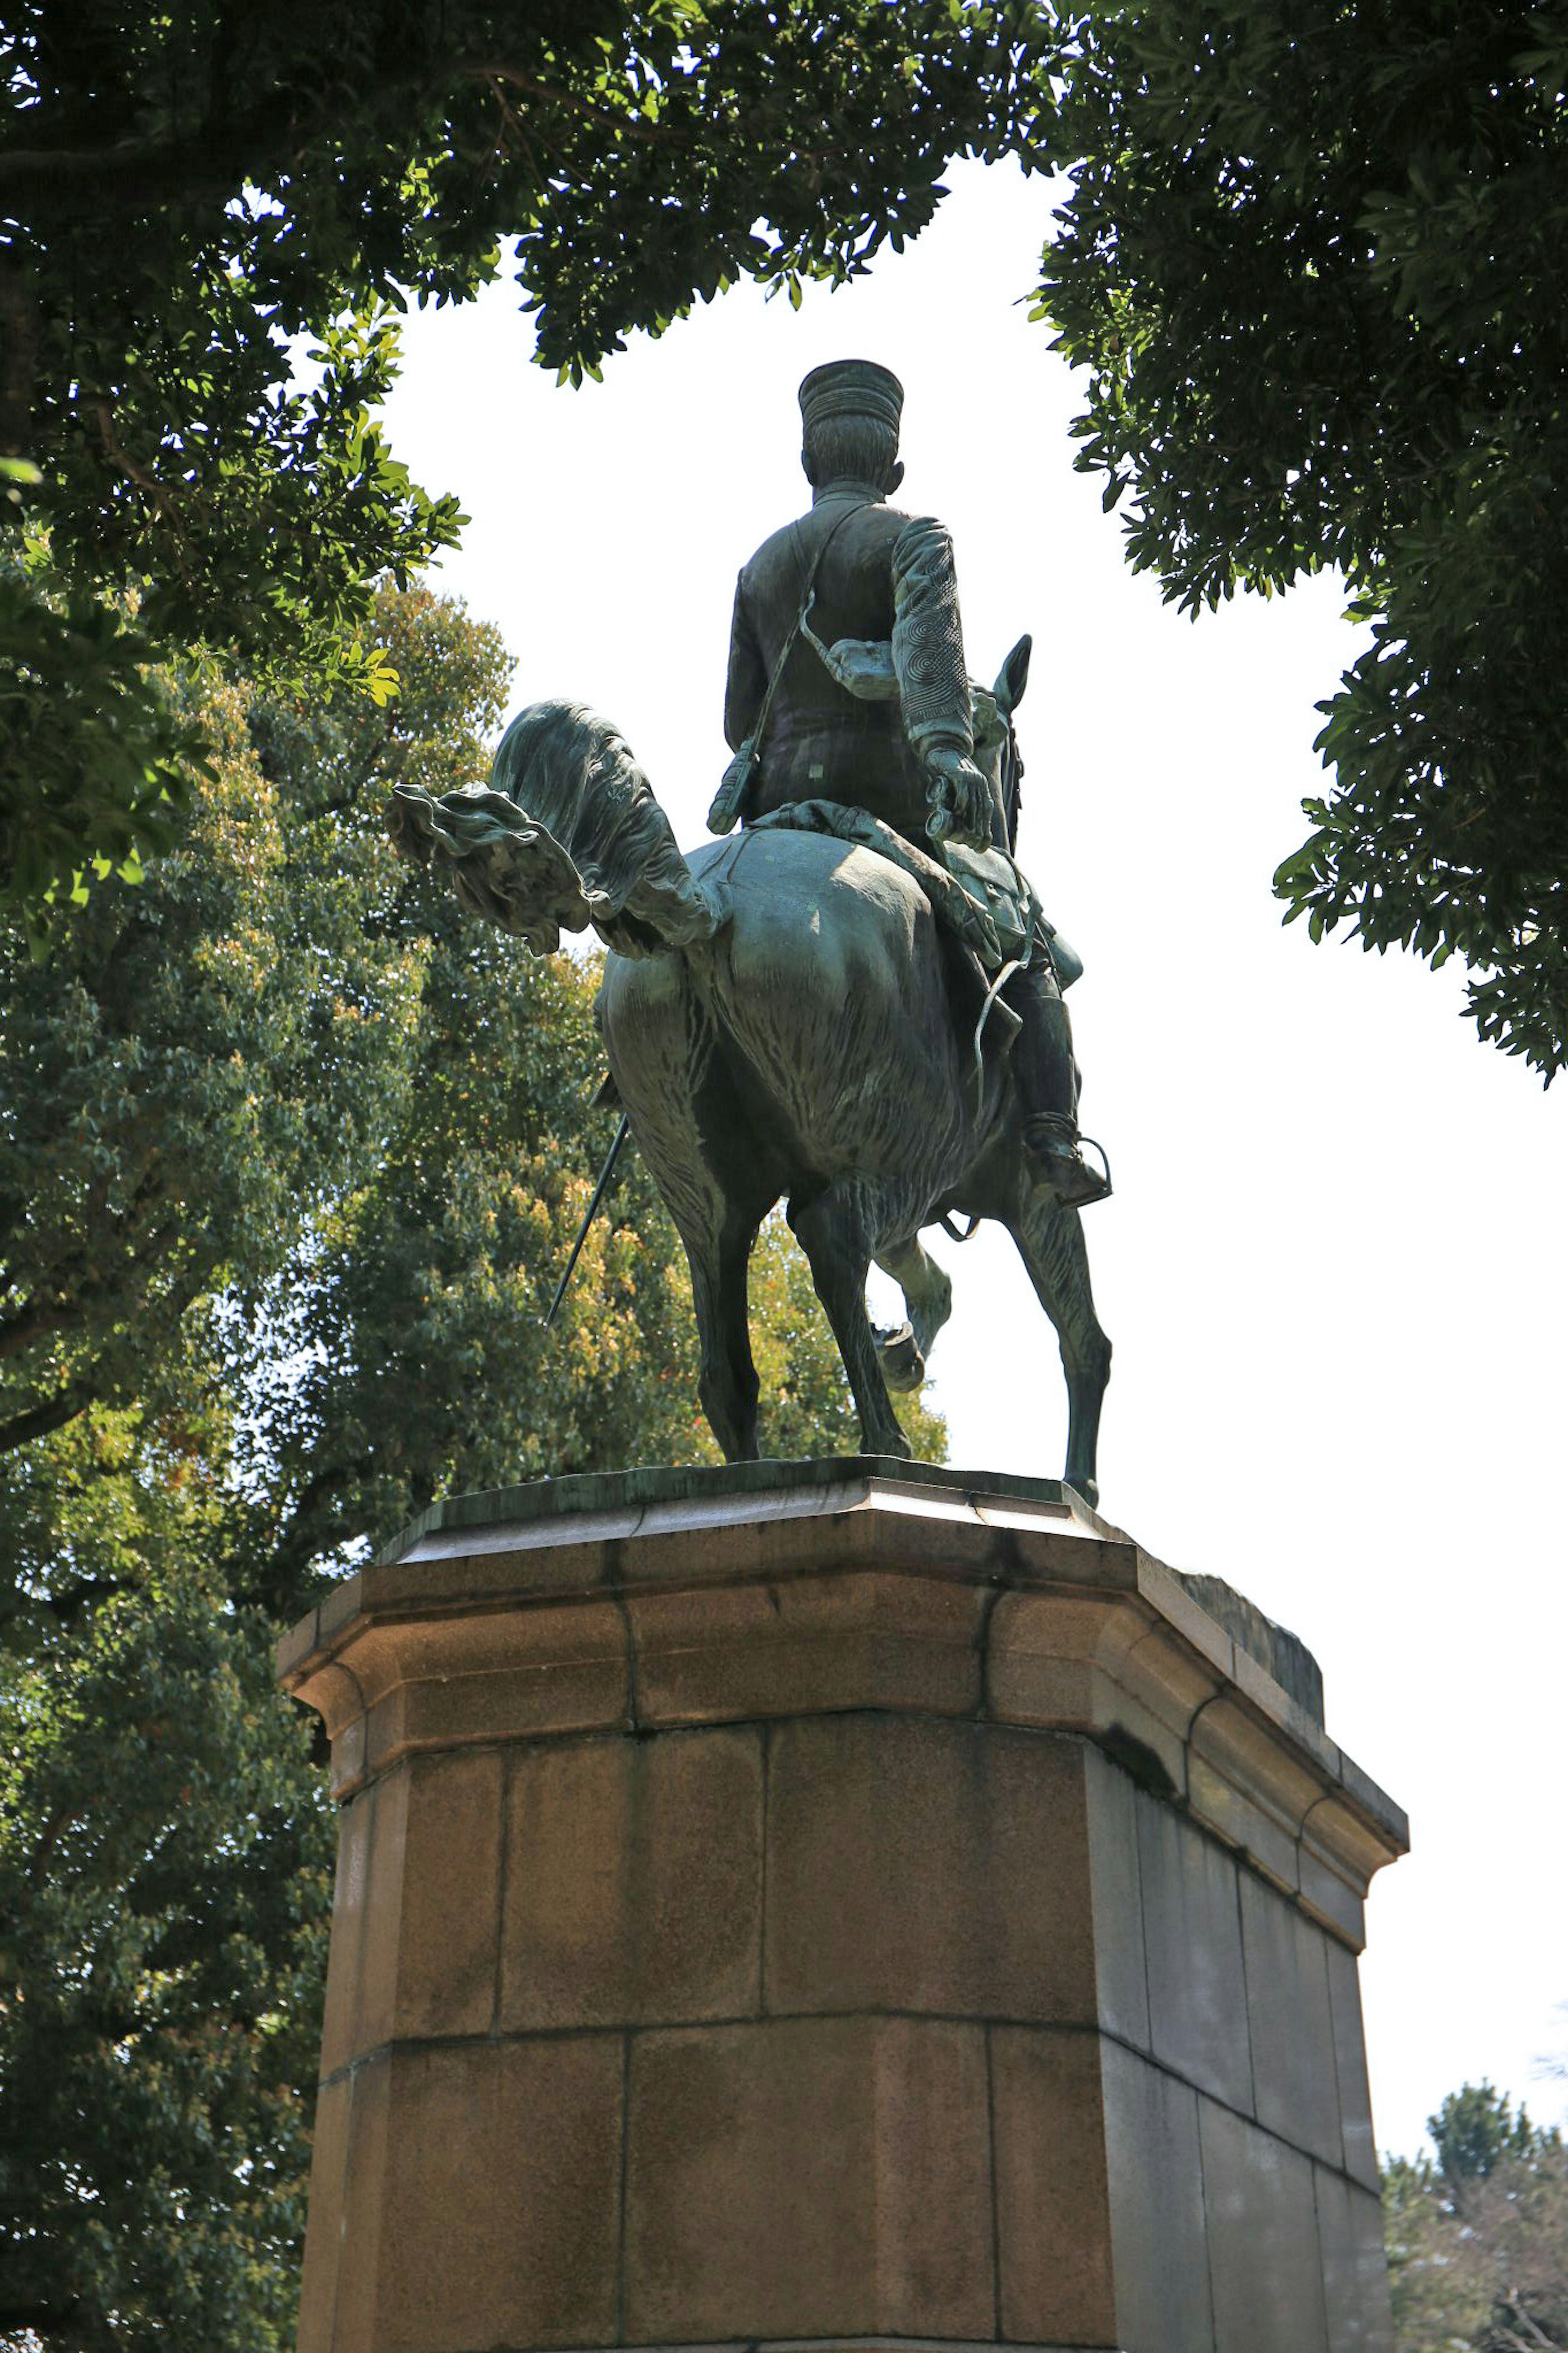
xmin=873 ymin=1236 xmax=955 ymax=1391
xmin=1001 ymin=961 xmax=1111 ymax=1210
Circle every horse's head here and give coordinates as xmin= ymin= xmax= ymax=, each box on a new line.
xmin=971 ymin=634 xmax=1031 ymax=850
xmin=993 ymin=634 xmax=1032 ymax=719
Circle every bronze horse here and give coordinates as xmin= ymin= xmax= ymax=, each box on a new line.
xmin=391 ymin=667 xmax=1111 ymax=1503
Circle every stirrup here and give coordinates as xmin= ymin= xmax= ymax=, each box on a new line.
xmin=1026 ymin=1118 xmax=1113 ymax=1208
xmin=1076 ymin=1132 xmax=1113 ymax=1200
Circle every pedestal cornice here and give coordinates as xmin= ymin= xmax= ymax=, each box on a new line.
xmin=278 ymin=1457 xmax=1405 ymax=1947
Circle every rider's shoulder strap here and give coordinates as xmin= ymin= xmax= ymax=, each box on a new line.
xmin=746 ymin=502 xmax=865 ymax=755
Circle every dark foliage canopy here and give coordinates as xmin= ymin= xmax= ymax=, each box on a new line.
xmin=0 ymin=0 xmax=1046 ymax=914
xmin=1043 ymin=1 xmax=1568 ymax=1076
xmin=8 ymin=4 xmax=1568 ymax=1071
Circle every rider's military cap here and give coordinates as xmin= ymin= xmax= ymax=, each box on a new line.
xmin=799 ymin=358 xmax=904 ymax=436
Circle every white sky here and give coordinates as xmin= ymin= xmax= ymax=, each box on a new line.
xmin=379 ymin=158 xmax=1568 ymax=2163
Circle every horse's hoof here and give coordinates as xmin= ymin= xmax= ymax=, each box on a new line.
xmin=1065 ymin=1475 xmax=1100 ymax=1512
xmin=875 ymin=1319 xmax=926 ymax=1394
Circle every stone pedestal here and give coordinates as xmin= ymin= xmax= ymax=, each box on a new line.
xmin=278 ymin=1459 xmax=1407 ymax=2353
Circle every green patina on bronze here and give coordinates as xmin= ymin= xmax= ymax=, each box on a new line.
xmin=391 ymin=365 xmax=1115 ymax=1497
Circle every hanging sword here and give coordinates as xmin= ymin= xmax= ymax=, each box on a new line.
xmin=541 ymin=1114 xmax=631 ymax=1329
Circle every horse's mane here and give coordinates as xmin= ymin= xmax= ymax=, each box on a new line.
xmin=389 ymin=698 xmax=719 ymax=956
xmin=487 ymin=699 xmax=719 ymax=957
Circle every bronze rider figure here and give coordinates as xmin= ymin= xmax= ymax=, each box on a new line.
xmin=710 ymin=357 xmax=1109 ymax=1212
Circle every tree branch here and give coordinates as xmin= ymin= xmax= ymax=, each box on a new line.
xmin=1 ymin=1579 xmax=109 ymax=1636
xmin=0 ymin=1383 xmax=92 ymax=1455
xmin=0 ymin=1300 xmax=70 ymax=1361
xmin=0 ymin=88 xmax=306 ymax=211
xmin=28 ymin=1800 xmax=81 ymax=1887
xmin=262 ymin=1457 xmax=374 ymax=1599
xmin=0 ymin=42 xmax=673 ymax=223
xmin=0 ymin=252 xmax=40 ymax=456
xmin=0 ymin=1183 xmax=183 ymax=1368
xmin=85 ymin=396 xmax=198 ymax=583
xmin=462 ymin=62 xmax=671 ymax=147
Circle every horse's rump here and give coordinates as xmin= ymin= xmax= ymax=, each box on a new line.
xmin=603 ymin=828 xmax=991 ymax=1184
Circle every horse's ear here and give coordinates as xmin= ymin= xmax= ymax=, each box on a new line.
xmin=994 ymin=633 xmax=1032 ymax=714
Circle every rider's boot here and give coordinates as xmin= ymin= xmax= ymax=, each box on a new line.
xmin=1002 ymin=967 xmax=1112 ymax=1210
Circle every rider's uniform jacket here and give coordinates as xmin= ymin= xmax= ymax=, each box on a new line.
xmin=725 ymin=489 xmax=973 ymax=840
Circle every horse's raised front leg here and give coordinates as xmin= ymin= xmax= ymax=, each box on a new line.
xmin=873 ymin=1236 xmax=954 ymax=1393
xmin=791 ymin=1180 xmax=911 ymax=1460
xmin=682 ymin=1204 xmax=764 ymax=1463
xmin=1006 ymin=1179 xmax=1112 ymax=1509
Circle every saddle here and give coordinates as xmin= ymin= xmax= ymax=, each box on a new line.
xmin=745 ymin=796 xmax=1082 ymax=992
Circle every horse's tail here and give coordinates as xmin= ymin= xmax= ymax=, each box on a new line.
xmin=388 ymin=698 xmax=719 ymax=959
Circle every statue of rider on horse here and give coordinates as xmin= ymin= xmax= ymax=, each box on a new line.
xmin=714 ymin=358 xmax=1108 ymax=1215
xmin=390 ymin=363 xmax=1114 ymax=1501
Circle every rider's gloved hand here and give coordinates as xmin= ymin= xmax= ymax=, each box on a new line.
xmin=924 ymin=747 xmax=993 ymax=852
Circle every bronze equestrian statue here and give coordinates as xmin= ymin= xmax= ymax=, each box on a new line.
xmin=390 ymin=361 xmax=1113 ymax=1502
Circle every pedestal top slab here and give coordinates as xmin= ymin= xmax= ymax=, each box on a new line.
xmin=376 ymin=1452 xmax=1108 ymax=1565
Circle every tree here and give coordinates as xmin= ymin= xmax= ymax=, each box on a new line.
xmin=1433 ymin=2083 xmax=1552 ymax=2189
xmin=0 ymin=588 xmax=944 ymax=2348
xmin=0 ymin=1514 xmax=332 ymax=2351
xmin=1 ymin=0 xmax=1048 ymax=916
xmin=0 ymin=661 xmax=428 ymax=1465
xmin=1040 ymin=3 xmax=1568 ymax=1077
xmin=1383 ymin=2083 xmax=1568 ymax=2352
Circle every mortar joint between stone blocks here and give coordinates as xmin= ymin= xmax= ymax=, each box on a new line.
xmin=983 ymin=2021 xmax=1004 ymax=2341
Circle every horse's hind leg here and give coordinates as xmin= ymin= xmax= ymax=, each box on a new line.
xmin=1006 ymin=1181 xmax=1111 ymax=1508
xmin=683 ymin=1202 xmax=764 ymax=1463
xmin=873 ymin=1237 xmax=953 ymax=1393
xmin=791 ymin=1180 xmax=911 ymax=1460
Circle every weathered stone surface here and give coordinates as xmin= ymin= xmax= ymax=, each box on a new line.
xmin=1178 ymin=1569 xmax=1325 ymax=1724
xmin=499 ymin=1724 xmax=762 ymax=2029
xmin=764 ymin=1713 xmax=1096 ymax=2020
xmin=1241 ymin=1869 xmax=1343 ymax=2166
xmin=373 ymin=1452 xmax=1095 ymax=1563
xmin=1298 ymin=1828 xmax=1369 ymax=1948
xmin=317 ymin=1784 xmax=374 ymax=2079
xmin=985 ymin=1586 xmax=1198 ymax=1795
xmin=1084 ymin=1739 xmax=1152 ymax=2050
xmin=627 ymin=1568 xmax=988 ymax=1724
xmin=1316 ymin=2162 xmax=1397 ymax=2353
xmin=359 ymin=1599 xmax=633 ymax=1773
xmin=353 ymin=1764 xmax=410 ymax=2061
xmin=294 ymin=2074 xmax=352 ymax=2353
xmin=321 ymin=2053 xmax=392 ymax=2353
xmin=381 ymin=1748 xmax=503 ymax=2043
xmin=1326 ymin=1933 xmax=1384 ymax=2192
xmin=992 ymin=2026 xmax=1117 ymax=2344
xmin=624 ymin=2015 xmax=994 ymax=2341
xmin=372 ymin=2038 xmax=622 ymax=2353
xmin=1200 ymin=2099 xmax=1330 ymax=2353
xmin=284 ymin=1459 xmax=1408 ymax=1847
xmin=1101 ymin=2040 xmax=1216 ymax=2353
xmin=1136 ymin=1790 xmax=1256 ymax=2114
